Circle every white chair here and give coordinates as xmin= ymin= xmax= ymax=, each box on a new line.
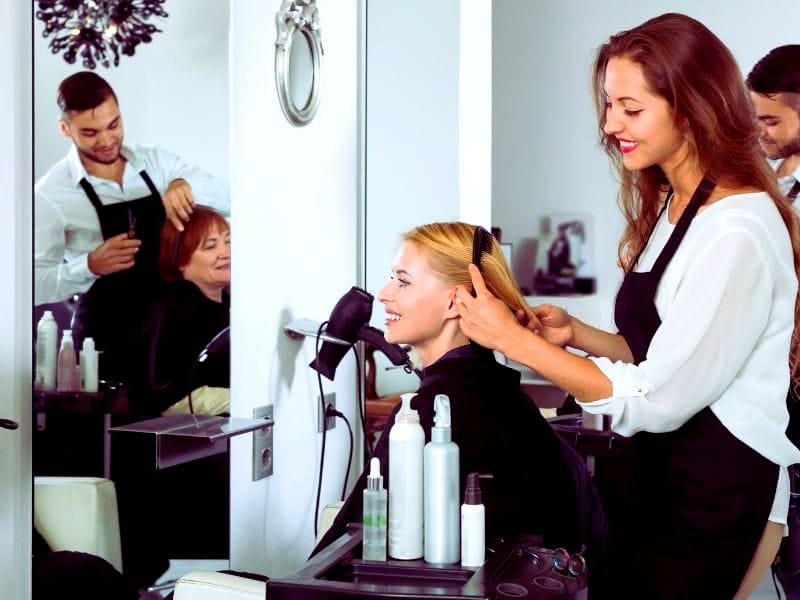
xmin=172 ymin=500 xmax=345 ymax=599
xmin=33 ymin=476 xmax=123 ymax=573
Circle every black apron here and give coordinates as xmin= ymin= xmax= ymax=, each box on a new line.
xmin=72 ymin=170 xmax=166 ymax=384
xmin=614 ymin=175 xmax=778 ymax=598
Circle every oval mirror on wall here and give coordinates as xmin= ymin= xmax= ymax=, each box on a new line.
xmin=275 ymin=0 xmax=323 ymax=127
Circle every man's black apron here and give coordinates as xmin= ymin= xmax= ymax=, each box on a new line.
xmin=614 ymin=175 xmax=778 ymax=598
xmin=72 ymin=171 xmax=166 ymax=385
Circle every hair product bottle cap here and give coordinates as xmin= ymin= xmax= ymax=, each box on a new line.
xmin=433 ymin=394 xmax=451 ymax=429
xmin=397 ymin=392 xmax=420 ymax=423
xmin=367 ymin=456 xmax=384 ymax=491
xmin=463 ymin=473 xmax=493 ymax=505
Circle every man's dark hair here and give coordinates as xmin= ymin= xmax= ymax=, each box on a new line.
xmin=57 ymin=71 xmax=118 ymax=118
xmin=747 ymin=45 xmax=800 ymax=96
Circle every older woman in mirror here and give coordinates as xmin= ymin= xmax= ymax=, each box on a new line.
xmin=129 ymin=205 xmax=231 ymax=417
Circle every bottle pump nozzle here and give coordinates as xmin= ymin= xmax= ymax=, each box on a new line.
xmin=367 ymin=457 xmax=384 ymax=491
xmin=397 ymin=393 xmax=419 ymax=423
xmin=433 ymin=394 xmax=451 ymax=428
xmin=432 ymin=394 xmax=452 ymax=442
xmin=464 ymin=472 xmax=493 ymax=505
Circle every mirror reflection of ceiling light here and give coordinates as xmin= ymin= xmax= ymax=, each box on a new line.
xmin=35 ymin=0 xmax=168 ymax=70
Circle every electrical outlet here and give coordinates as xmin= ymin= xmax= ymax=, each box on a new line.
xmin=252 ymin=405 xmax=274 ymax=481
xmin=318 ymin=392 xmax=336 ymax=433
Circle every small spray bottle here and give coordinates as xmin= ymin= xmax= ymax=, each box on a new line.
xmin=461 ymin=472 xmax=491 ymax=568
xmin=56 ymin=329 xmax=78 ymax=392
xmin=363 ymin=456 xmax=387 ymax=561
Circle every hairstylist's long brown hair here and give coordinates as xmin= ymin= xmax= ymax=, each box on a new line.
xmin=592 ymin=12 xmax=800 ymax=386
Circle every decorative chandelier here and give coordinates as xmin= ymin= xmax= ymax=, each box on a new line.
xmin=35 ymin=0 xmax=169 ymax=70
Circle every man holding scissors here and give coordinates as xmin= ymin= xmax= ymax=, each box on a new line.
xmin=35 ymin=71 xmax=229 ymax=383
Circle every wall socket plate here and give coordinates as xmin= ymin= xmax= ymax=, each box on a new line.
xmin=318 ymin=392 xmax=336 ymax=433
xmin=252 ymin=405 xmax=274 ymax=481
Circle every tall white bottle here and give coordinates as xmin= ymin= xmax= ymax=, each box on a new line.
xmin=56 ymin=329 xmax=78 ymax=392
xmin=35 ymin=310 xmax=58 ymax=391
xmin=388 ymin=392 xmax=425 ymax=559
xmin=424 ymin=394 xmax=460 ymax=564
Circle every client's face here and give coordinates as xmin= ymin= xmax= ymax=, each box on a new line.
xmin=377 ymin=241 xmax=454 ymax=362
xmin=181 ymin=224 xmax=231 ymax=300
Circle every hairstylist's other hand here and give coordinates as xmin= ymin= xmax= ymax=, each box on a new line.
xmin=163 ymin=178 xmax=195 ymax=231
xmin=531 ymin=304 xmax=575 ymax=348
xmin=455 ymin=264 xmax=529 ymax=354
xmin=88 ymin=232 xmax=141 ymax=275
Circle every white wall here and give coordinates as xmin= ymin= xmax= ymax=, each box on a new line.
xmin=364 ymin=0 xmax=462 ymax=296
xmin=34 ymin=0 xmax=229 ymax=182
xmin=492 ymin=0 xmax=799 ymax=327
xmin=0 ymin=1 xmax=32 ymax=598
xmin=229 ymin=0 xmax=362 ymax=577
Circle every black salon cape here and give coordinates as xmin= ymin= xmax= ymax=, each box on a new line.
xmin=313 ymin=344 xmax=609 ymax=580
xmin=128 ymin=278 xmax=230 ymax=416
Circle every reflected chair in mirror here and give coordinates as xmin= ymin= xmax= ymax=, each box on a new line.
xmin=364 ymin=343 xmax=419 ymax=451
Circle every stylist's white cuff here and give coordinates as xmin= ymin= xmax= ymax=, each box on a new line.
xmin=582 ymin=356 xmax=649 ymax=408
xmin=70 ymin=254 xmax=99 ymax=284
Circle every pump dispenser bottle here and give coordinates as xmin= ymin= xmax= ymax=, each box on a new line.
xmin=36 ymin=310 xmax=58 ymax=391
xmin=461 ymin=472 xmax=489 ymax=568
xmin=56 ymin=329 xmax=78 ymax=392
xmin=363 ymin=457 xmax=388 ymax=561
xmin=424 ymin=394 xmax=460 ymax=564
xmin=388 ymin=392 xmax=424 ymax=559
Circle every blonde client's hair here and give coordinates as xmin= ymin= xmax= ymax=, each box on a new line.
xmin=401 ymin=222 xmax=533 ymax=321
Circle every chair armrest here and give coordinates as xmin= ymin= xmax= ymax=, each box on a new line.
xmin=174 ymin=571 xmax=265 ymax=599
xmin=316 ymin=500 xmax=344 ymax=545
xmin=171 ymin=500 xmax=343 ymax=599
xmin=33 ymin=476 xmax=123 ymax=573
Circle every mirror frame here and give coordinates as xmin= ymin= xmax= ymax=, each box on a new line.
xmin=274 ymin=0 xmax=323 ymax=127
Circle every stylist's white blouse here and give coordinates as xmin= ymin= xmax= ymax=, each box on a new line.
xmin=582 ymin=191 xmax=800 ymax=524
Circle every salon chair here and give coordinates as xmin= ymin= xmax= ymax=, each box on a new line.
xmin=364 ymin=343 xmax=418 ymax=449
xmin=33 ymin=476 xmax=123 ymax=572
xmin=172 ymin=501 xmax=344 ymax=599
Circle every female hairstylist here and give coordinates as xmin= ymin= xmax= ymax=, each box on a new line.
xmin=455 ymin=13 xmax=800 ymax=599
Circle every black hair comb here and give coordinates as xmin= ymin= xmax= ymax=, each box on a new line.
xmin=472 ymin=225 xmax=493 ymax=271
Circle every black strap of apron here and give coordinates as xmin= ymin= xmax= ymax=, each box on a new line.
xmin=648 ymin=174 xmax=716 ymax=278
xmin=79 ymin=169 xmax=161 ymax=216
xmin=629 ymin=193 xmax=671 ymax=270
xmin=788 ymin=180 xmax=800 ymax=201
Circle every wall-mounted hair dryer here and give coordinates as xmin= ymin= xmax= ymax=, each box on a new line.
xmin=308 ymin=286 xmax=421 ymax=381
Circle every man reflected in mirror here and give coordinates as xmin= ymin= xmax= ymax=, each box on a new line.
xmin=748 ymin=45 xmax=800 ymax=204
xmin=34 ymin=71 xmax=230 ymax=386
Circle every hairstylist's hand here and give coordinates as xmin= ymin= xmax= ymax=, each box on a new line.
xmin=454 ymin=264 xmax=530 ymax=354
xmin=88 ymin=232 xmax=140 ymax=275
xmin=531 ymin=304 xmax=576 ymax=348
xmin=163 ymin=178 xmax=195 ymax=231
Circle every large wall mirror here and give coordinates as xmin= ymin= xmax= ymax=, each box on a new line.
xmin=32 ymin=0 xmax=232 ymax=588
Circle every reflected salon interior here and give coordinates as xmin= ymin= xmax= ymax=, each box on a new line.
xmin=4 ymin=0 xmax=799 ymax=599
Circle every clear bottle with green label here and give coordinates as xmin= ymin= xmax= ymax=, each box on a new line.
xmin=363 ymin=456 xmax=387 ymax=561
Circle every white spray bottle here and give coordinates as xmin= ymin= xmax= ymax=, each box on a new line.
xmin=424 ymin=394 xmax=460 ymax=564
